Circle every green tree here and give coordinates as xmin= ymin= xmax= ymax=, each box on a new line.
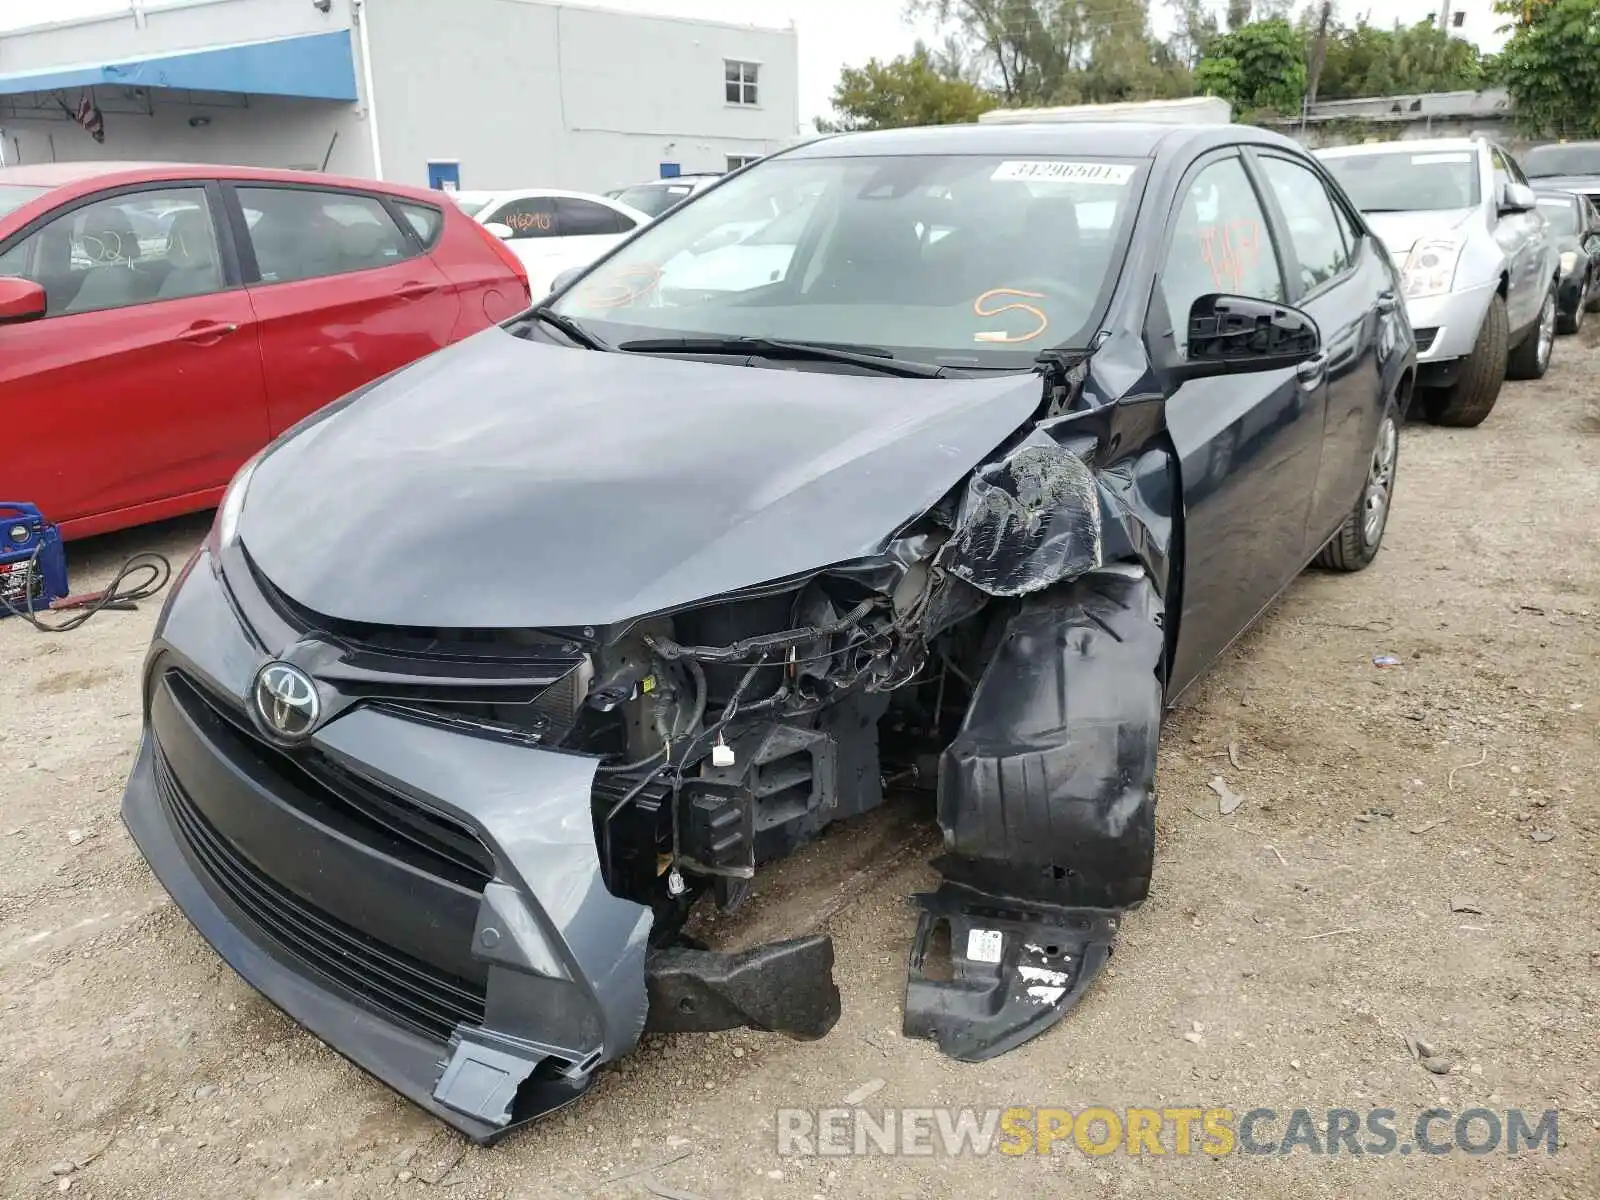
xmin=1195 ymin=17 xmax=1307 ymax=115
xmin=911 ymin=0 xmax=1190 ymax=106
xmin=1314 ymin=19 xmax=1484 ymax=99
xmin=816 ymin=43 xmax=997 ymax=131
xmin=1495 ymin=0 xmax=1600 ymax=136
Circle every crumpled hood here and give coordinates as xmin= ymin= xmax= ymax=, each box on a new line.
xmin=240 ymin=328 xmax=1043 ymax=629
xmin=1366 ymin=208 xmax=1478 ymax=263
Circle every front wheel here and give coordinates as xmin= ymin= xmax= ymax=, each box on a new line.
xmin=1506 ymin=280 xmax=1557 ymax=380
xmin=1315 ymin=410 xmax=1398 ymax=572
xmin=1422 ymin=294 xmax=1507 ymax=427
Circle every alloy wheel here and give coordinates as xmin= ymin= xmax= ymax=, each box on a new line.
xmin=1363 ymin=415 xmax=1398 ymax=548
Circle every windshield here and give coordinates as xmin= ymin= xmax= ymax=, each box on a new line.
xmin=1522 ymin=143 xmax=1600 ymax=178
xmin=615 ymin=182 xmax=698 ymax=218
xmin=1537 ymin=196 xmax=1579 ymax=235
xmin=551 ymin=152 xmax=1146 ymax=368
xmin=1322 ymin=149 xmax=1481 ymax=213
xmin=453 ymin=197 xmax=492 ymax=218
xmin=0 ymin=184 xmax=46 ymax=220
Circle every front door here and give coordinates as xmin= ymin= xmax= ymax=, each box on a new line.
xmin=0 ymin=182 xmax=269 ymax=537
xmin=1153 ymin=151 xmax=1330 ymax=698
xmin=1492 ymin=146 xmax=1548 ymax=333
xmin=229 ymin=183 xmax=459 ymax=436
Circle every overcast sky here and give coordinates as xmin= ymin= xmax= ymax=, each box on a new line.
xmin=1 ymin=0 xmax=1455 ymax=128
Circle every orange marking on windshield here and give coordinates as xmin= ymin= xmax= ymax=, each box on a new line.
xmin=578 ymin=262 xmax=663 ymax=309
xmin=972 ymin=287 xmax=1049 ymax=343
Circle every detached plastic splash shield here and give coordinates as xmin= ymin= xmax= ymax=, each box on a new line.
xmin=905 ymin=569 xmax=1165 ymax=1059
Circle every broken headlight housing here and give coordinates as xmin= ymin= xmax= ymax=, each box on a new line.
xmin=1560 ymin=250 xmax=1578 ymax=276
xmin=1400 ymin=236 xmax=1465 ymax=299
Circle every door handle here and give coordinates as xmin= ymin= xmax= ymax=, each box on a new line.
xmin=1296 ymin=353 xmax=1327 ymax=384
xmin=1375 ymin=289 xmax=1398 ymax=314
xmin=176 ymin=321 xmax=238 ymax=345
xmin=396 ymin=281 xmax=438 ymax=300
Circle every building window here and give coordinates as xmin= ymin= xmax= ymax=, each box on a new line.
xmin=1452 ymin=10 xmax=1465 ymax=25
xmin=726 ymin=154 xmax=760 ymax=171
xmin=725 ymin=60 xmax=759 ymax=106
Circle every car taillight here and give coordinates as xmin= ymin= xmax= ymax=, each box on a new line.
xmin=464 ymin=215 xmax=530 ymax=291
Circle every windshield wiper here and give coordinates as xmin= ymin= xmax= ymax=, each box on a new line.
xmin=525 ymin=305 xmax=609 ymax=351
xmin=616 ymin=336 xmax=945 ymax=378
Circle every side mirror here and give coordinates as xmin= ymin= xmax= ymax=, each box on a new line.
xmin=1171 ymin=293 xmax=1321 ymax=383
xmin=549 ymin=265 xmax=584 ymax=295
xmin=0 ymin=277 xmax=47 ymax=325
xmin=483 ymin=222 xmax=514 ymax=240
xmin=1500 ymin=182 xmax=1537 ymax=214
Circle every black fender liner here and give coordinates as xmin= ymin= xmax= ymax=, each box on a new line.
xmin=905 ymin=567 xmax=1164 ymax=1060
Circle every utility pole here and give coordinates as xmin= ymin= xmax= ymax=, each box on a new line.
xmin=1306 ymin=0 xmax=1333 ymax=108
xmin=1438 ymin=0 xmax=1451 ymax=33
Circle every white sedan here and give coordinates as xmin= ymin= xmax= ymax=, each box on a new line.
xmin=449 ymin=188 xmax=649 ymax=297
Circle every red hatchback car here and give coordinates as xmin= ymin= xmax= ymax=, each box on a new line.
xmin=0 ymin=162 xmax=531 ymax=539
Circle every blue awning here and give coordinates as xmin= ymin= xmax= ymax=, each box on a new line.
xmin=0 ymin=30 xmax=358 ymax=102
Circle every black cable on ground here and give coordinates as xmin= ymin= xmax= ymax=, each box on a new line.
xmin=1 ymin=541 xmax=172 ymax=632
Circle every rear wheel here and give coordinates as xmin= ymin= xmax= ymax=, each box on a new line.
xmin=1506 ymin=280 xmax=1556 ymax=380
xmin=1422 ymin=295 xmax=1507 ymax=427
xmin=1559 ymin=284 xmax=1586 ymax=334
xmin=1315 ymin=409 xmax=1398 ymax=572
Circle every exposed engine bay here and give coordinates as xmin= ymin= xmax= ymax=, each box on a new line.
xmin=457 ymin=395 xmax=1178 ymax=1065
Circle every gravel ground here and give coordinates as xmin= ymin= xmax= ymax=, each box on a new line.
xmin=2 ymin=343 xmax=1596 ymax=1199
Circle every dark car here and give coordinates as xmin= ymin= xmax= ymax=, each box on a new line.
xmin=1535 ymin=188 xmax=1600 ymax=333
xmin=121 ymin=122 xmax=1416 ymax=1143
xmin=1522 ymin=140 xmax=1600 ymax=207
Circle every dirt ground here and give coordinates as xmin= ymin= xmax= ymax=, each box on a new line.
xmin=3 ymin=343 xmax=1597 ymax=1200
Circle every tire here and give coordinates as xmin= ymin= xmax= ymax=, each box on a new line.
xmin=1506 ymin=280 xmax=1556 ymax=380
xmin=1315 ymin=408 xmax=1398 ymax=572
xmin=1558 ymin=287 xmax=1585 ymax=335
xmin=1587 ymin=266 xmax=1600 ymax=313
xmin=1422 ymin=295 xmax=1507 ymax=427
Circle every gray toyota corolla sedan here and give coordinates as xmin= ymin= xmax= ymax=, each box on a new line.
xmin=123 ymin=122 xmax=1416 ymax=1143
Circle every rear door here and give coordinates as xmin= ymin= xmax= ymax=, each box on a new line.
xmin=1250 ymin=149 xmax=1390 ymax=544
xmin=481 ymin=194 xmax=563 ymax=293
xmin=228 ymin=183 xmax=459 ymax=435
xmin=0 ymin=181 xmax=269 ymax=536
xmin=1152 ymin=150 xmax=1330 ymax=698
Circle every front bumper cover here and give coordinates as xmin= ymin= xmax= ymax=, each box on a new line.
xmin=122 ymin=550 xmax=839 ymax=1143
xmin=1404 ymin=281 xmax=1496 ymax=364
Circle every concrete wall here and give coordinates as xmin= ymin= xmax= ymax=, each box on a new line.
xmin=0 ymin=0 xmax=374 ymax=175
xmin=366 ymin=0 xmax=800 ymax=192
xmin=1260 ymin=88 xmax=1525 ymax=155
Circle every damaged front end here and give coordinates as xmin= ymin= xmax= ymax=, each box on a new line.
xmin=566 ymin=392 xmax=1174 ymax=1067
xmin=124 ymin=354 xmax=1177 ymax=1145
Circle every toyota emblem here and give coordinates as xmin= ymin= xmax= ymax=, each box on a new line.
xmin=252 ymin=662 xmax=321 ymax=740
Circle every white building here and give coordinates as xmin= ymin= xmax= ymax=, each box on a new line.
xmin=0 ymin=0 xmax=801 ymax=193
xmin=1434 ymin=0 xmax=1512 ymax=54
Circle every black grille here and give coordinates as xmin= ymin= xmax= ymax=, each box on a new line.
xmin=166 ymin=672 xmax=496 ymax=892
xmin=154 ymin=747 xmax=487 ymax=1043
xmin=1415 ymin=327 xmax=1438 ymax=353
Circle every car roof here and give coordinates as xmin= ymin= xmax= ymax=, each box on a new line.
xmin=782 ymin=121 xmax=1305 ymax=161
xmin=1317 ymin=137 xmax=1483 ymax=159
xmin=625 ymin=175 xmax=719 ymax=187
xmin=0 ymin=161 xmax=447 ymax=204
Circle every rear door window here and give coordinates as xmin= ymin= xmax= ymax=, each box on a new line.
xmin=237 ymin=187 xmax=416 ymax=283
xmin=395 ymin=201 xmax=444 ymax=249
xmin=1257 ymin=154 xmax=1352 ymax=294
xmin=486 ymin=196 xmax=559 ymax=239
